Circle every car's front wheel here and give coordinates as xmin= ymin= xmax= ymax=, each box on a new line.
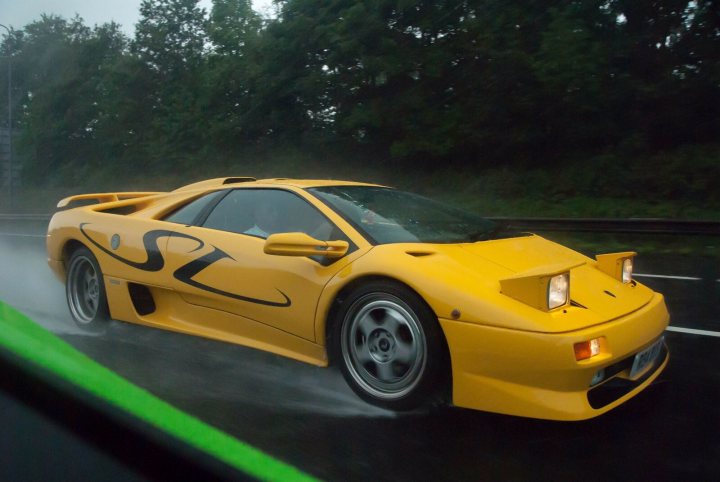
xmin=332 ymin=281 xmax=449 ymax=411
xmin=66 ymin=246 xmax=109 ymax=330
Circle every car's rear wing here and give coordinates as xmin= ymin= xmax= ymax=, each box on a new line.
xmin=56 ymin=192 xmax=163 ymax=209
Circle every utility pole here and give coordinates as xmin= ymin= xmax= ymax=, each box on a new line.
xmin=0 ymin=24 xmax=12 ymax=210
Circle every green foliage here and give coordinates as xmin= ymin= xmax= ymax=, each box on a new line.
xmin=208 ymin=0 xmax=261 ymax=55
xmin=6 ymin=16 xmax=129 ymax=183
xmin=0 ymin=0 xmax=717 ymax=210
xmin=134 ymin=0 xmax=208 ymax=76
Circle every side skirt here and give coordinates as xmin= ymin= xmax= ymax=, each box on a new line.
xmin=104 ymin=278 xmax=329 ymax=367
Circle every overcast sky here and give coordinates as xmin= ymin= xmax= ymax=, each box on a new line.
xmin=0 ymin=0 xmax=276 ymax=36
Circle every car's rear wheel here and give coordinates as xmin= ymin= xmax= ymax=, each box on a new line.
xmin=332 ymin=280 xmax=449 ymax=411
xmin=66 ymin=246 xmax=109 ymax=330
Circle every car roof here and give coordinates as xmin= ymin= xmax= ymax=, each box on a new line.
xmin=173 ymin=177 xmax=386 ymax=192
xmin=257 ymin=178 xmax=383 ymax=188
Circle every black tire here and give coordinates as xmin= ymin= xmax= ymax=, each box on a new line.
xmin=66 ymin=246 xmax=110 ymax=330
xmin=331 ymin=280 xmax=449 ymax=411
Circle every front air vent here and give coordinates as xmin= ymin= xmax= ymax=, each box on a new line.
xmin=406 ymin=251 xmax=435 ymax=258
xmin=587 ymin=344 xmax=667 ymax=409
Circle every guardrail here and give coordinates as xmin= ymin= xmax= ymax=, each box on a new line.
xmin=490 ymin=217 xmax=720 ymax=235
xmin=0 ymin=214 xmax=718 ymax=235
xmin=0 ymin=214 xmax=51 ymax=221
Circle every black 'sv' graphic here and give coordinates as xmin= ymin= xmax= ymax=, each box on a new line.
xmin=80 ymin=223 xmax=203 ymax=272
xmin=173 ymin=246 xmax=291 ymax=307
xmin=79 ymin=224 xmax=291 ymax=307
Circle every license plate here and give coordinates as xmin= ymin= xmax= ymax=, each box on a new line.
xmin=629 ymin=337 xmax=664 ymax=378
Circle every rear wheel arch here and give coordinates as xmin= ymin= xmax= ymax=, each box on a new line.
xmin=62 ymin=239 xmax=86 ymax=265
xmin=65 ymin=245 xmax=110 ymax=330
xmin=53 ymin=239 xmax=87 ymax=279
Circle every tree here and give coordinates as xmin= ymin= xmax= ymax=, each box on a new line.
xmin=132 ymin=0 xmax=210 ymax=165
xmin=134 ymin=0 xmax=208 ymax=77
xmin=201 ymin=0 xmax=263 ymax=147
xmin=208 ymin=0 xmax=262 ymax=55
xmin=668 ymin=0 xmax=720 ymax=145
xmin=533 ymin=3 xmax=616 ymax=154
xmin=3 ymin=0 xmax=718 ymax=190
xmin=9 ymin=16 xmax=129 ymax=183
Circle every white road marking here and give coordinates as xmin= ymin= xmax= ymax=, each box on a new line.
xmin=0 ymin=232 xmax=46 ymax=238
xmin=635 ymin=273 xmax=703 ymax=281
xmin=666 ymin=326 xmax=720 ymax=338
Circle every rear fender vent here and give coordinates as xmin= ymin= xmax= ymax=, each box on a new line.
xmin=128 ymin=283 xmax=156 ymax=316
xmin=98 ymin=205 xmax=139 ymax=215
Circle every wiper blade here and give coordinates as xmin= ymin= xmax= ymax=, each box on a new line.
xmin=467 ymin=221 xmax=507 ymax=242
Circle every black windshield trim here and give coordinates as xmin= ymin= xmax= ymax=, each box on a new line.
xmin=307 ymin=187 xmax=379 ymax=246
xmin=308 ymin=186 xmax=499 ymax=246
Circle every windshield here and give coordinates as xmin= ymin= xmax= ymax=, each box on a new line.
xmin=309 ymin=186 xmax=498 ymax=245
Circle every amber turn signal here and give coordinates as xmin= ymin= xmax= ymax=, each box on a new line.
xmin=574 ymin=338 xmax=601 ymax=361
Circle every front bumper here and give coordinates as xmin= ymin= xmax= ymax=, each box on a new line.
xmin=439 ymin=292 xmax=669 ymax=420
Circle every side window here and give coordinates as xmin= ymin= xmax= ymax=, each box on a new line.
xmin=202 ymin=189 xmax=340 ymax=241
xmin=163 ymin=190 xmax=226 ymax=225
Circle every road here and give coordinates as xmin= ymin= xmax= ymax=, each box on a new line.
xmin=0 ymin=227 xmax=718 ymax=481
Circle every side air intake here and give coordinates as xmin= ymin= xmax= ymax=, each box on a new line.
xmin=128 ymin=283 xmax=156 ymax=316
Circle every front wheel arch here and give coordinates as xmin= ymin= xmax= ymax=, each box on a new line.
xmin=327 ymin=277 xmax=452 ymax=410
xmin=326 ymin=276 xmax=448 ymax=349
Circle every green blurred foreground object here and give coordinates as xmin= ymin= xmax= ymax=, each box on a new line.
xmin=0 ymin=301 xmax=316 ymax=482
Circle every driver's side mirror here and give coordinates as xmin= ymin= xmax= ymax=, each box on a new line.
xmin=264 ymin=232 xmax=349 ymax=259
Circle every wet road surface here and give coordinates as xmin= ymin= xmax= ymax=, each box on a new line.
xmin=1 ymin=231 xmax=718 ymax=480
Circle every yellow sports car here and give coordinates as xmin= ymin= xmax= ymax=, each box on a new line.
xmin=46 ymin=177 xmax=669 ymax=420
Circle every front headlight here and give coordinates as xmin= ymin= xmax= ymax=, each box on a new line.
xmin=500 ymin=263 xmax=580 ymax=311
xmin=548 ymin=273 xmax=569 ymax=309
xmin=622 ymin=257 xmax=633 ymax=283
xmin=595 ymin=252 xmax=636 ymax=283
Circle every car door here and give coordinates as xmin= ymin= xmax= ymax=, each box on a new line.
xmin=163 ymin=188 xmax=359 ymax=342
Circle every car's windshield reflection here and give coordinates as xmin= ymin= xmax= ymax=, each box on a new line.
xmin=310 ymin=186 xmax=498 ymax=244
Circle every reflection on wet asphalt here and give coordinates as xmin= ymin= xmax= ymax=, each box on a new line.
xmin=1 ymin=235 xmax=719 ymax=480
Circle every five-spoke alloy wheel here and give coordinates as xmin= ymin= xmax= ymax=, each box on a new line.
xmin=66 ymin=247 xmax=109 ymax=329
xmin=332 ymin=280 xmax=449 ymax=410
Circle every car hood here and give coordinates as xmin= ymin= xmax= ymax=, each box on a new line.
xmin=357 ymin=235 xmax=656 ymax=333
xmin=456 ymin=234 xmax=588 ymax=272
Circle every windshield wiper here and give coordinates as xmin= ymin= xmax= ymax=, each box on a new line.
xmin=467 ymin=221 xmax=506 ymax=242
